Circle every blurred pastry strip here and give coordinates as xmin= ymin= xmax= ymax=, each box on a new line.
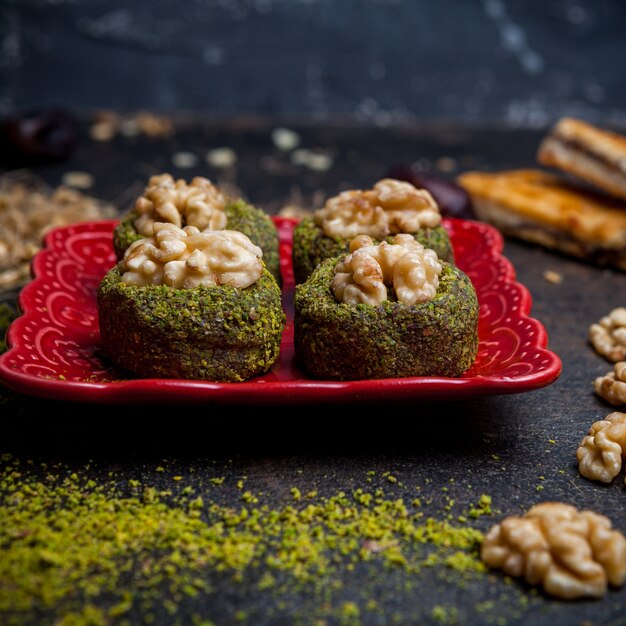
xmin=538 ymin=117 xmax=626 ymax=201
xmin=457 ymin=169 xmax=626 ymax=271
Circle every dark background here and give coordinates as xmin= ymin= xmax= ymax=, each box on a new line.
xmin=1 ymin=0 xmax=626 ymax=126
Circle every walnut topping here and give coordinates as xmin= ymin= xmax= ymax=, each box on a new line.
xmin=120 ymin=223 xmax=262 ymax=289
xmin=133 ymin=174 xmax=227 ymax=237
xmin=314 ymin=179 xmax=441 ymax=240
xmin=589 ymin=308 xmax=626 ymax=362
xmin=331 ymin=234 xmax=442 ymax=306
xmin=481 ymin=502 xmax=626 ymax=599
xmin=330 ymin=243 xmax=386 ymax=306
xmin=577 ymin=412 xmax=626 ymax=484
xmin=595 ymin=362 xmax=626 ymax=406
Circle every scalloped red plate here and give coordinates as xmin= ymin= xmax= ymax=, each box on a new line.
xmin=0 ymin=217 xmax=560 ymax=404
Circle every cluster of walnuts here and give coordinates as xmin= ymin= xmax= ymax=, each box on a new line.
xmin=482 ymin=307 xmax=626 ymax=600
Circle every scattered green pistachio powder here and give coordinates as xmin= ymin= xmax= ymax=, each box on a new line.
xmin=0 ymin=454 xmax=538 ymax=626
xmin=0 ymin=304 xmax=542 ymax=625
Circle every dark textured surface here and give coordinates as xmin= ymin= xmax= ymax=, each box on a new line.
xmin=2 ymin=119 xmax=626 ymax=625
xmin=1 ymin=0 xmax=626 ymax=127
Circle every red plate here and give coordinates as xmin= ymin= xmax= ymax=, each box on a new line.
xmin=0 ymin=218 xmax=561 ymax=404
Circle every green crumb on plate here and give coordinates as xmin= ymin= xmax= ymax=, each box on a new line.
xmin=431 ymin=605 xmax=458 ymax=624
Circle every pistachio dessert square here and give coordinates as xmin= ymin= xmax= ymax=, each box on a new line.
xmin=98 ymin=222 xmax=285 ymax=382
xmin=294 ymin=233 xmax=478 ymax=380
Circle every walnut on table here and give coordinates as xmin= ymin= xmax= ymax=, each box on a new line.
xmin=595 ymin=362 xmax=626 ymax=406
xmin=577 ymin=412 xmax=626 ymax=484
xmin=589 ymin=308 xmax=626 ymax=362
xmin=481 ymin=502 xmax=626 ymax=599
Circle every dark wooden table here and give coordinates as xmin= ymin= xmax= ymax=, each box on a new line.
xmin=1 ymin=118 xmax=625 ymax=626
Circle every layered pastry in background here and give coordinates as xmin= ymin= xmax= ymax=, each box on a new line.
xmin=458 ymin=118 xmax=626 ymax=272
xmin=538 ymin=117 xmax=626 ymax=202
xmin=458 ymin=170 xmax=626 ymax=272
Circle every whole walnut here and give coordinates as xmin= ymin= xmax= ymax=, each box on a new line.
xmin=481 ymin=502 xmax=626 ymax=599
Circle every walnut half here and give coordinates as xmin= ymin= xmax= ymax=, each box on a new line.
xmin=331 ymin=234 xmax=442 ymax=306
xmin=133 ymin=174 xmax=228 ymax=237
xmin=314 ymin=179 xmax=441 ymax=240
xmin=577 ymin=412 xmax=626 ymax=484
xmin=595 ymin=362 xmax=626 ymax=406
xmin=121 ymin=223 xmax=263 ymax=289
xmin=481 ymin=502 xmax=626 ymax=599
xmin=589 ymin=308 xmax=626 ymax=362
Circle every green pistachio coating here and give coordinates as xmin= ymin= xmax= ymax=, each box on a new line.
xmin=98 ymin=266 xmax=285 ymax=382
xmin=291 ymin=217 xmax=454 ymax=284
xmin=294 ymin=258 xmax=478 ymax=380
xmin=112 ymin=200 xmax=281 ymax=282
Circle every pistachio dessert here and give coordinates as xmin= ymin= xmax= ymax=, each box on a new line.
xmin=98 ymin=222 xmax=285 ymax=381
xmin=295 ymin=234 xmax=478 ymax=380
xmin=113 ymin=174 xmax=280 ymax=281
xmin=292 ymin=178 xmax=454 ymax=283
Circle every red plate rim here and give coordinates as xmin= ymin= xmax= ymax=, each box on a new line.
xmin=0 ymin=217 xmax=562 ymax=404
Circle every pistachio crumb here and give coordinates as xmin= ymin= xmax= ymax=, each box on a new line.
xmin=542 ymin=269 xmax=563 ymax=285
xmin=290 ymin=487 xmax=302 ymax=501
xmin=0 ymin=460 xmax=489 ymax=624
